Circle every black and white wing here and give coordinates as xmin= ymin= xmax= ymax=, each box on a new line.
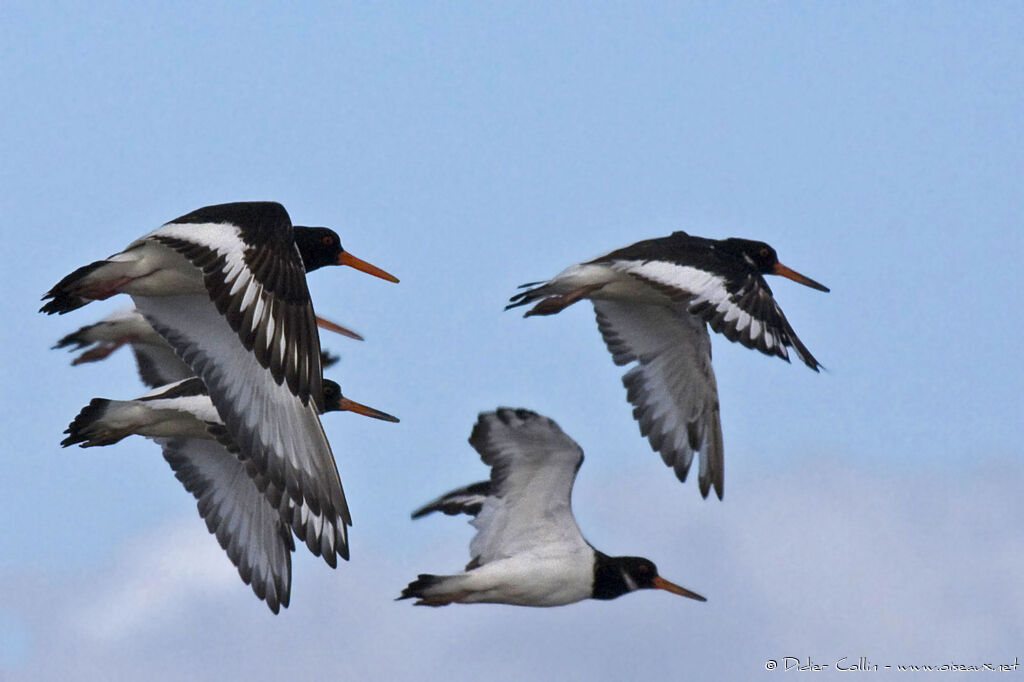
xmin=593 ymin=300 xmax=724 ymax=499
xmin=467 ymin=408 xmax=588 ymax=567
xmin=411 ymin=481 xmax=491 ymax=519
xmin=607 ymin=259 xmax=822 ymax=370
xmin=145 ymin=202 xmax=325 ymax=407
xmin=144 ymin=384 xmax=348 ymax=568
xmin=135 ymin=293 xmax=350 ymax=564
xmin=239 ymin=468 xmax=349 ymax=567
xmin=131 ymin=341 xmax=195 ymax=387
xmin=157 ymin=436 xmax=293 ymax=613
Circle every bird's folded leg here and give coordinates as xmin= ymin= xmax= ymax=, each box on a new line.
xmin=524 ymin=284 xmax=604 ymax=317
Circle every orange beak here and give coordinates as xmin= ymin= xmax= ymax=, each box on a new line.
xmin=771 ymin=262 xmax=830 ymax=292
xmin=337 ymin=396 xmax=400 ymax=423
xmin=315 ymin=315 xmax=364 ymax=341
xmin=337 ymin=251 xmax=399 ymax=283
xmin=652 ymin=575 xmax=707 ymax=602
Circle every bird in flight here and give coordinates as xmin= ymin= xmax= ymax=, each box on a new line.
xmin=507 ymin=232 xmax=828 ymax=499
xmin=52 ymin=305 xmax=360 ymax=387
xmin=62 ymin=377 xmax=398 ymax=612
xmin=402 ymin=407 xmax=705 ymax=607
xmin=42 ymin=201 xmax=399 ymax=564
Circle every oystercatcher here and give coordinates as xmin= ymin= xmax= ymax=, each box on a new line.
xmin=400 ymin=408 xmax=704 ymax=607
xmin=53 ymin=307 xmax=355 ymax=387
xmin=507 ymin=232 xmax=828 ymax=500
xmin=41 ymin=201 xmax=398 ymax=562
xmin=62 ymin=377 xmax=399 ymax=611
xmin=52 ymin=307 xmax=194 ymax=386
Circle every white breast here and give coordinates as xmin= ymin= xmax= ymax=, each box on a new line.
xmin=456 ymin=549 xmax=596 ymax=606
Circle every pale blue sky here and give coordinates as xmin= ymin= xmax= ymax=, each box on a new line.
xmin=2 ymin=3 xmax=1022 ymax=680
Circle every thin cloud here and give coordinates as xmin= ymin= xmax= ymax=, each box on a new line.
xmin=5 ymin=458 xmax=1022 ymax=681
xmin=64 ymin=521 xmax=239 ymax=644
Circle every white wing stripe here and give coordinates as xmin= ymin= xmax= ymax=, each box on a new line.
xmin=228 ymin=269 xmax=249 ymax=297
xmin=613 ymin=261 xmax=725 ymax=301
xmin=148 ymin=221 xmax=247 ymax=260
xmin=250 ymin=295 xmax=266 ymax=333
xmin=238 ymin=279 xmax=259 ymax=314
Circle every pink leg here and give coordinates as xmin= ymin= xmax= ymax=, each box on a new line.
xmin=71 ymin=337 xmax=132 ymax=365
xmin=76 ymin=276 xmax=137 ymax=301
xmin=524 ymin=285 xmax=604 ymax=317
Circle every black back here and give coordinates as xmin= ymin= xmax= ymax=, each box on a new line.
xmin=171 ymin=201 xmax=295 ymax=249
xmin=591 ymin=231 xmax=780 ymax=291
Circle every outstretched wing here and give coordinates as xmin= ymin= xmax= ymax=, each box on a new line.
xmin=237 ymin=467 xmax=349 ymax=567
xmin=156 ymin=436 xmax=293 ymax=614
xmin=606 ymin=259 xmax=821 ymax=370
xmin=146 ymin=208 xmax=324 ymax=408
xmin=467 ymin=408 xmax=588 ymax=567
xmin=134 ymin=293 xmax=350 ymax=565
xmin=592 ymin=300 xmax=724 ymax=499
xmin=131 ymin=342 xmax=195 ymax=387
xmin=411 ymin=481 xmax=491 ymax=519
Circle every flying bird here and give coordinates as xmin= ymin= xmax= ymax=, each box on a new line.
xmin=507 ymin=232 xmax=828 ymax=500
xmin=401 ymin=407 xmax=705 ymax=607
xmin=62 ymin=377 xmax=399 ymax=612
xmin=41 ymin=201 xmax=398 ymax=562
xmin=53 ymin=306 xmax=354 ymax=387
xmin=53 ymin=306 xmax=193 ymax=386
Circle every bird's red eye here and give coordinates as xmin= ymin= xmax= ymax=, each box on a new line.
xmin=760 ymin=247 xmax=770 ymax=258
xmin=322 ymin=235 xmax=334 ymax=246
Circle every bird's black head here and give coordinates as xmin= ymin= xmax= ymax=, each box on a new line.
xmin=293 ymin=226 xmax=344 ymax=272
xmin=320 ymin=379 xmax=400 ymax=422
xmin=721 ymin=238 xmax=779 ymax=273
xmin=293 ymin=226 xmax=399 ymax=282
xmin=721 ymin=238 xmax=829 ymax=292
xmin=322 ymin=379 xmax=343 ymax=411
xmin=620 ymin=556 xmax=660 ymax=589
xmin=593 ymin=553 xmax=706 ymax=602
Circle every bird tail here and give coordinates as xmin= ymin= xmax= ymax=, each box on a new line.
xmin=506 ymin=281 xmax=603 ymax=317
xmin=52 ymin=323 xmax=99 ymax=350
xmin=505 ymin=281 xmax=551 ymax=311
xmin=397 ymin=574 xmax=470 ymax=606
xmin=40 ymin=260 xmax=111 ymax=315
xmin=61 ymin=398 xmax=130 ymax=447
